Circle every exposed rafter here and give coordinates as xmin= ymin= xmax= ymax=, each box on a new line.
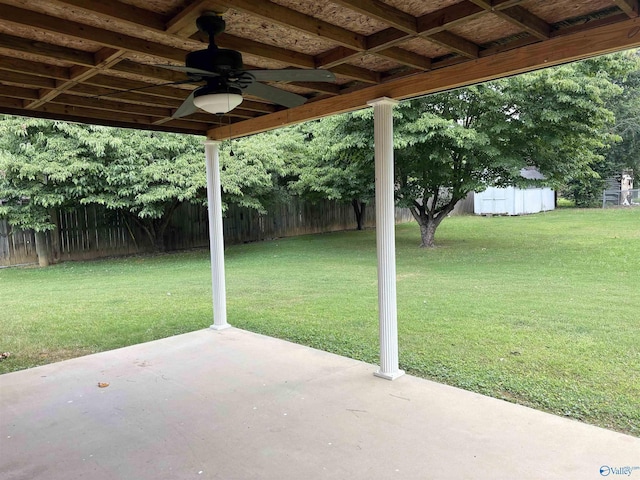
xmin=614 ymin=0 xmax=639 ymax=17
xmin=0 ymin=0 xmax=635 ymax=136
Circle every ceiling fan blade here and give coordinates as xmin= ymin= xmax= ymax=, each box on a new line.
xmin=247 ymin=69 xmax=336 ymax=83
xmin=173 ymin=91 xmax=198 ymax=118
xmin=154 ymin=64 xmax=219 ymax=77
xmin=243 ymin=81 xmax=307 ymax=108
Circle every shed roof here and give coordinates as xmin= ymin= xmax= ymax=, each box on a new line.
xmin=0 ymin=0 xmax=639 ymax=139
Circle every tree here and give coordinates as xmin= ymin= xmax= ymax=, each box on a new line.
xmin=0 ymin=118 xmax=208 ymax=254
xmin=219 ymin=127 xmax=306 ymax=213
xmin=0 ymin=117 xmax=119 ymax=265
xmin=320 ymin=57 xmax=626 ymax=247
xmin=83 ymin=129 xmax=206 ymax=251
xmin=289 ymin=116 xmax=375 ymax=230
xmin=0 ymin=116 xmax=306 ymax=259
xmin=603 ymin=52 xmax=640 ymax=182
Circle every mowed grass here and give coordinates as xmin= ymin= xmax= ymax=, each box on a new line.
xmin=1 ymin=208 xmax=639 ymax=435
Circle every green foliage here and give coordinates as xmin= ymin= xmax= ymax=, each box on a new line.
xmin=0 ymin=117 xmax=117 ymax=231
xmin=81 ymin=129 xmax=206 ymax=249
xmin=603 ymin=51 xmax=640 ymax=178
xmin=220 ymin=128 xmax=305 ymax=212
xmin=309 ymin=56 xmax=627 ymax=246
xmin=562 ymin=51 xmax=640 ymax=205
xmin=287 ymin=115 xmax=376 ymax=229
xmin=0 ymin=117 xmax=208 ymax=250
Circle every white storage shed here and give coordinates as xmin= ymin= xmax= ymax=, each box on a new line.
xmin=474 ymin=186 xmax=555 ymax=215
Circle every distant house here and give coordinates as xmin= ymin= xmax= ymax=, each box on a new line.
xmin=472 ymin=168 xmax=555 ymax=216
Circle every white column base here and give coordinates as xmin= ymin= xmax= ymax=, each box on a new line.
xmin=374 ymin=369 xmax=405 ymax=381
xmin=209 ymin=323 xmax=231 ymax=331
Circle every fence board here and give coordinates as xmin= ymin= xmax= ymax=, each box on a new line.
xmin=1 ymin=199 xmax=412 ymax=266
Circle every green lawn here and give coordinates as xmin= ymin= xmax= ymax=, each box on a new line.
xmin=1 ymin=208 xmax=639 ymax=436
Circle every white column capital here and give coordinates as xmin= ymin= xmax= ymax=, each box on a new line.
xmin=204 ymin=139 xmax=222 ymax=146
xmin=367 ymin=97 xmax=400 ymax=108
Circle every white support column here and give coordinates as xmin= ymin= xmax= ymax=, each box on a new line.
xmin=368 ymin=97 xmax=404 ymax=380
xmin=204 ymin=140 xmax=230 ymax=330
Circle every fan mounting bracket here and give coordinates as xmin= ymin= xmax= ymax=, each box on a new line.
xmin=196 ymin=12 xmax=226 ymax=40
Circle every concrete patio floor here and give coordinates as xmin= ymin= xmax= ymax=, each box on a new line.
xmin=1 ymin=328 xmax=638 ymax=480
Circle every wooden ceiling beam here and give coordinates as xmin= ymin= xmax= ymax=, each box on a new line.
xmin=212 ymin=0 xmax=367 ymax=51
xmin=317 ymin=34 xmax=431 ymax=73
xmin=0 ymin=33 xmax=95 ymax=67
xmin=330 ymin=0 xmax=417 ymax=34
xmin=614 ymin=0 xmax=639 ymax=18
xmin=216 ymin=34 xmax=315 ymax=69
xmin=235 ymin=100 xmax=277 ymax=113
xmin=417 ymin=1 xmax=486 ymax=35
xmin=0 ymin=104 xmax=207 ymax=135
xmin=427 ymin=31 xmax=479 ymax=58
xmin=33 ymin=102 xmax=214 ymax=133
xmin=0 ymin=97 xmax=25 ymax=109
xmin=208 ymin=16 xmax=640 ymax=140
xmin=329 ymin=64 xmax=381 ymax=84
xmin=68 ymin=84 xmax=185 ymax=107
xmin=0 ymin=4 xmax=188 ymax=63
xmin=34 ymin=102 xmax=157 ymax=125
xmin=52 ymin=93 xmax=174 ymax=117
xmin=25 ymin=49 xmax=128 ymax=110
xmin=84 ymin=75 xmax=190 ymax=99
xmin=110 ymin=60 xmax=189 ymax=83
xmin=468 ymin=0 xmax=525 ymax=10
xmin=378 ymin=47 xmax=431 ymax=70
xmin=494 ymin=6 xmax=551 ymax=40
xmin=315 ymin=47 xmax=361 ymax=69
xmin=0 ymin=84 xmax=39 ymax=100
xmin=366 ymin=28 xmax=411 ymax=51
xmin=46 ymin=0 xmax=167 ymax=31
xmin=0 ymin=55 xmax=70 ymax=80
xmin=468 ymin=0 xmax=549 ymax=40
xmin=289 ymin=82 xmax=341 ymax=95
xmin=0 ymin=70 xmax=57 ymax=89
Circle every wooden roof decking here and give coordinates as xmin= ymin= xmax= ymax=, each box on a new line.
xmin=0 ymin=0 xmax=639 ymax=139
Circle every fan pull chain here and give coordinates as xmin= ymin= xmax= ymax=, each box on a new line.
xmin=227 ymin=113 xmax=235 ymax=157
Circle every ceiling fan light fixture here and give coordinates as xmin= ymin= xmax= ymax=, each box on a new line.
xmin=193 ymin=92 xmax=243 ymax=114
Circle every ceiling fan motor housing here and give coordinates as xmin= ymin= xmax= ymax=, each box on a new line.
xmin=185 ymin=48 xmax=243 ymax=76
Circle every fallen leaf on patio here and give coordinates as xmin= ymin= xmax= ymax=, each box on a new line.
xmin=98 ymin=382 xmax=110 ymax=388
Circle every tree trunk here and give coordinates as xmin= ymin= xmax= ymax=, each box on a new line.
xmin=34 ymin=230 xmax=51 ymax=267
xmin=351 ymin=199 xmax=366 ymax=230
xmin=48 ymin=208 xmax=60 ymax=264
xmin=418 ymin=220 xmax=437 ymax=248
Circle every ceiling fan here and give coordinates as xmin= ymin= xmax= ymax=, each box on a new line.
xmin=157 ymin=12 xmax=336 ymax=118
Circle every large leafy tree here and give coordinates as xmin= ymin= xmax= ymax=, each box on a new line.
xmin=602 ymin=52 xmax=640 ymax=184
xmin=83 ymin=129 xmax=206 ymax=251
xmin=0 ymin=116 xmax=306 ymax=259
xmin=0 ymin=118 xmax=119 ymax=264
xmin=288 ymin=117 xmax=375 ymax=230
xmin=320 ymin=57 xmax=627 ymax=247
xmin=220 ymin=127 xmax=306 ymax=213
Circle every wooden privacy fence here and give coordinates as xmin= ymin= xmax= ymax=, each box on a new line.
xmin=1 ymin=199 xmax=413 ymax=266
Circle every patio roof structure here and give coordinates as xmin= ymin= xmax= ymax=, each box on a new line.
xmin=0 ymin=0 xmax=640 ymax=138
